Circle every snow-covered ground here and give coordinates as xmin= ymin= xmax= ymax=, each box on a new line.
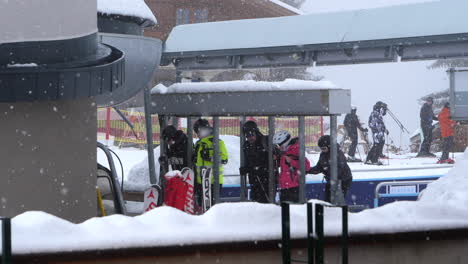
xmin=5 ymin=147 xmax=468 ymax=254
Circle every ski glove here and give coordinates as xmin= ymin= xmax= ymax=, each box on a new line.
xmin=158 ymin=155 xmax=168 ymax=164
xmin=239 ymin=167 xmax=250 ymax=175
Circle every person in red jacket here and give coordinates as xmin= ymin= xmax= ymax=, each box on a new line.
xmin=437 ymin=102 xmax=458 ymax=164
xmin=273 ymin=131 xmax=311 ymax=203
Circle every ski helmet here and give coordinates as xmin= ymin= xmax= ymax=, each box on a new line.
xmin=273 ymin=130 xmax=291 ymax=147
xmin=243 ymin=120 xmax=259 ymax=136
xmin=426 ymin=97 xmax=434 ymax=103
xmin=162 ymin=125 xmax=177 ymax=141
xmin=318 ymin=135 xmax=331 ymax=148
xmin=351 ymin=105 xmax=357 ymax=113
xmin=193 ymin=118 xmax=210 ymax=134
xmin=444 ymin=102 xmax=450 ymax=108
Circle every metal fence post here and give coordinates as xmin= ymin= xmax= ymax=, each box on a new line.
xmin=315 ymin=204 xmax=324 ymax=264
xmin=213 ymin=116 xmax=220 ymax=205
xmin=307 ymin=203 xmax=315 ymax=264
xmin=342 ymin=206 xmax=349 ymax=264
xmin=299 ymin=116 xmax=306 ymax=203
xmin=268 ymin=116 xmax=276 ymax=203
xmin=2 ymin=218 xmax=12 ymax=264
xmin=281 ymin=202 xmax=291 ymax=264
xmin=240 ymin=116 xmax=247 ymax=201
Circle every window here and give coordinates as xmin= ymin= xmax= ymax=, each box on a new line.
xmin=176 ymin=8 xmax=190 ymax=25
xmin=194 ymin=8 xmax=209 ymax=23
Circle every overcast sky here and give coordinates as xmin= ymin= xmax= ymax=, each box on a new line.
xmin=300 ymin=0 xmax=446 ymax=149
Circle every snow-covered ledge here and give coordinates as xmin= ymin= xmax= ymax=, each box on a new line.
xmin=98 ymin=0 xmax=157 ymax=25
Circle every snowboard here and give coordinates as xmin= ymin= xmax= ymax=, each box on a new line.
xmin=201 ymin=167 xmax=212 ymax=213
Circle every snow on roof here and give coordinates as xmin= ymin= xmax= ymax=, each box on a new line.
xmin=151 ymin=79 xmax=339 ymax=94
xmin=164 ymin=0 xmax=467 ymax=53
xmin=97 ymin=0 xmax=157 ymax=24
xmin=269 ymin=0 xmax=304 ymax=15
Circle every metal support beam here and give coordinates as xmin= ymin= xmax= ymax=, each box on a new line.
xmin=330 ymin=115 xmax=346 ymax=205
xmin=144 ymin=87 xmax=157 ymax=185
xmin=159 ymin=115 xmax=168 ymax=177
xmin=299 ymin=116 xmax=306 ymax=203
xmin=187 ymin=117 xmax=193 ymax=169
xmin=268 ymin=116 xmax=276 ymax=203
xmin=213 ymin=116 xmax=220 ymax=205
xmin=239 ymin=116 xmax=247 ymax=201
xmin=330 ymin=115 xmax=338 ymax=205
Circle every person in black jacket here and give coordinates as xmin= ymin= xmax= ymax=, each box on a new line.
xmin=343 ymin=106 xmax=368 ymax=162
xmin=307 ymin=135 xmax=353 ymax=203
xmin=239 ymin=121 xmax=277 ymax=203
xmin=159 ymin=125 xmax=189 ymax=171
xmin=417 ymin=97 xmax=438 ymax=157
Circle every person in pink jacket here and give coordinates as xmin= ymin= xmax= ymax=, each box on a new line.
xmin=273 ymin=131 xmax=311 ymax=203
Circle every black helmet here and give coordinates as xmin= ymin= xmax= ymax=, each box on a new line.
xmin=243 ymin=120 xmax=259 ymax=136
xmin=426 ymin=97 xmax=434 ymax=103
xmin=162 ymin=125 xmax=177 ymax=141
xmin=444 ymin=102 xmax=450 ymax=108
xmin=193 ymin=118 xmax=210 ymax=133
xmin=318 ymin=135 xmax=330 ymax=148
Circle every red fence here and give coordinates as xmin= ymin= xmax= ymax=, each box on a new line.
xmin=97 ymin=108 xmax=323 ymax=147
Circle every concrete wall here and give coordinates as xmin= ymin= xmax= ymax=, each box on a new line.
xmin=0 ymin=98 xmax=97 ymax=223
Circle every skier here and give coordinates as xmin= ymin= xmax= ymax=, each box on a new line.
xmin=239 ymin=121 xmax=278 ymax=203
xmin=307 ymin=135 xmax=353 ymax=203
xmin=159 ymin=125 xmax=189 ymax=171
xmin=365 ymin=101 xmax=388 ymax=165
xmin=343 ymin=106 xmax=368 ymax=162
xmin=437 ymin=102 xmax=458 ymax=164
xmin=273 ymin=130 xmax=310 ymax=203
xmin=417 ymin=97 xmax=438 ymax=157
xmin=193 ymin=119 xmax=229 ymax=206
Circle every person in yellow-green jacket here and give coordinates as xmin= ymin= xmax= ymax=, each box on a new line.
xmin=193 ymin=118 xmax=228 ymax=206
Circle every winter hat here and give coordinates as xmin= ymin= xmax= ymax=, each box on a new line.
xmin=243 ymin=120 xmax=259 ymax=136
xmin=162 ymin=125 xmax=177 ymax=140
xmin=318 ymin=135 xmax=331 ymax=148
xmin=444 ymin=102 xmax=450 ymax=108
xmin=193 ymin=118 xmax=210 ymax=133
xmin=273 ymin=130 xmax=291 ymax=147
xmin=426 ymin=97 xmax=434 ymax=103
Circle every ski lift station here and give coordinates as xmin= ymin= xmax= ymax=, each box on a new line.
xmin=1 ymin=0 xmax=468 ymax=262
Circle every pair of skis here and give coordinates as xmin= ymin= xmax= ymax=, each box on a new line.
xmin=143 ymin=167 xmax=196 ymax=215
xmin=200 ymin=167 xmax=212 ymax=213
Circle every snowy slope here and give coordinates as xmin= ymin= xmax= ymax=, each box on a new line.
xmin=5 ymin=148 xmax=468 ymax=254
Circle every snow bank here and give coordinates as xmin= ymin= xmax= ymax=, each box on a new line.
xmin=5 ymin=146 xmax=467 ymax=253
xmin=151 ymin=79 xmax=339 ymax=94
xmin=98 ymin=0 xmax=157 ymax=24
xmin=126 ymin=135 xmax=241 ymax=191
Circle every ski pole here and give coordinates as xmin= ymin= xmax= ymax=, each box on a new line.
xmin=386 ymin=134 xmax=390 ymax=166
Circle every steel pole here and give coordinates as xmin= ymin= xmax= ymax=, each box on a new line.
xmin=187 ymin=116 xmax=194 ymax=169
xmin=240 ymin=116 xmax=247 ymax=201
xmin=299 ymin=116 xmax=306 ymax=203
xmin=143 ymin=87 xmax=158 ymax=185
xmin=268 ymin=116 xmax=276 ymax=203
xmin=213 ymin=116 xmax=220 ymax=204
xmin=330 ymin=115 xmax=339 ymax=205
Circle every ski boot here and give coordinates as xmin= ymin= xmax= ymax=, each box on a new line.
xmin=347 ymin=156 xmax=362 ymax=162
xmin=365 ymin=160 xmax=383 ymax=166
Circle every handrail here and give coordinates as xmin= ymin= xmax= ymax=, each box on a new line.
xmin=97 ymin=142 xmax=127 ymax=215
xmin=373 ymin=180 xmax=435 ymax=208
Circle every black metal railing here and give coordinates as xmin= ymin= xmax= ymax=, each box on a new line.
xmin=2 ymin=217 xmax=12 ymax=264
xmin=281 ymin=202 xmax=348 ymax=264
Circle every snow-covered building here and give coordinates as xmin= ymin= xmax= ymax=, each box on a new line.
xmin=144 ymin=0 xmax=301 ymax=40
